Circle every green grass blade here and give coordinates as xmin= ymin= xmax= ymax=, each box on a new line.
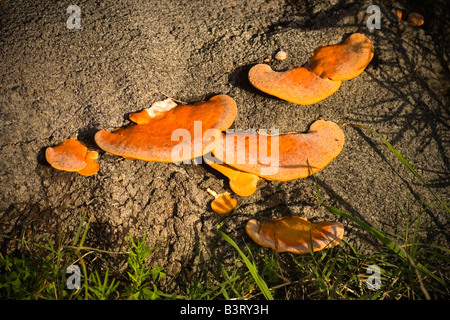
xmin=336 ymin=206 xmax=443 ymax=286
xmin=72 ymin=215 xmax=86 ymax=246
xmin=74 ymin=213 xmax=93 ymax=255
xmin=350 ymin=124 xmax=449 ymax=213
xmin=0 ymin=234 xmax=56 ymax=254
xmin=313 ymin=176 xmax=445 ymax=287
xmin=216 ymin=223 xmax=274 ymax=300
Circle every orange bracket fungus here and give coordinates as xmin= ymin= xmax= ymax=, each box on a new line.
xmin=77 ymin=150 xmax=100 ymax=176
xmin=45 ymin=138 xmax=99 ymax=176
xmin=406 ymin=12 xmax=424 ymax=27
xmin=207 ymin=188 xmax=237 ymax=215
xmin=94 ymin=95 xmax=237 ymax=163
xmin=397 ymin=11 xmax=424 ymax=26
xmin=245 ymin=216 xmax=344 ymax=254
xmin=212 ymin=120 xmax=344 ymax=181
xmin=204 ymin=156 xmax=261 ymax=197
xmin=248 ymin=64 xmax=342 ymax=105
xmin=309 ymin=33 xmax=374 ymax=81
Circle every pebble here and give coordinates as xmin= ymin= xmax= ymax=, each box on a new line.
xmin=274 ymin=50 xmax=288 ymax=61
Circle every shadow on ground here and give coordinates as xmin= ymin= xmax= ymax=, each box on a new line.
xmin=0 ymin=0 xmax=448 ymax=293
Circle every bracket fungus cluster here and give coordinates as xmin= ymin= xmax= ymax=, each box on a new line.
xmin=246 ymin=216 xmax=344 ymax=254
xmin=249 ymin=64 xmax=342 ymax=105
xmin=45 ymin=138 xmax=99 ymax=176
xmin=205 ymin=119 xmax=344 ymax=196
xmin=249 ymin=33 xmax=374 ymax=104
xmin=43 ymin=31 xmax=366 ymax=255
xmin=95 ymin=95 xmax=237 ymax=163
xmin=45 ymin=95 xmax=237 ymax=175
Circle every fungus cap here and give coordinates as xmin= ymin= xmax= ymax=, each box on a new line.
xmin=212 ymin=120 xmax=345 ymax=181
xmin=204 ymin=156 xmax=261 ymax=197
xmin=77 ymin=151 xmax=100 ymax=176
xmin=94 ymin=95 xmax=237 ymax=163
xmin=207 ymin=188 xmax=237 ymax=215
xmin=46 ymin=138 xmax=91 ymax=172
xmin=245 ymin=216 xmax=344 ymax=254
xmin=406 ymin=12 xmax=424 ymax=26
xmin=309 ymin=33 xmax=374 ymax=81
xmin=248 ymin=64 xmax=341 ymax=105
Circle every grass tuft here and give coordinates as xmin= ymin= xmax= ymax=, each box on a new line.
xmin=0 ymin=124 xmax=448 ymax=300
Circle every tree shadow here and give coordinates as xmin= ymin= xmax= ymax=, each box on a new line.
xmin=343 ymin=3 xmax=449 ymax=190
xmin=221 ymin=1 xmax=449 ymax=249
xmin=250 ymin=1 xmax=449 ymax=190
xmin=76 ymin=124 xmax=103 ymax=151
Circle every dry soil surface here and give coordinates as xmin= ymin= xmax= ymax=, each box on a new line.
xmin=0 ymin=0 xmax=449 ymax=292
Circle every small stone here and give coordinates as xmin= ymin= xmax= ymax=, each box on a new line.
xmin=274 ymin=50 xmax=288 ymax=61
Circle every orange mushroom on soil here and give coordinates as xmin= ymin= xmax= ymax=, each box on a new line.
xmin=309 ymin=33 xmax=374 ymax=81
xmin=245 ymin=216 xmax=344 ymax=254
xmin=207 ymin=188 xmax=237 ymax=215
xmin=397 ymin=11 xmax=424 ymax=27
xmin=45 ymin=138 xmax=99 ymax=176
xmin=94 ymin=95 xmax=237 ymax=163
xmin=77 ymin=151 xmax=100 ymax=176
xmin=204 ymin=156 xmax=261 ymax=197
xmin=406 ymin=12 xmax=424 ymax=26
xmin=212 ymin=120 xmax=345 ymax=181
xmin=248 ymin=64 xmax=342 ymax=105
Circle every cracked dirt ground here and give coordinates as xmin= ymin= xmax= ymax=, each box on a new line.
xmin=0 ymin=0 xmax=448 ymax=291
